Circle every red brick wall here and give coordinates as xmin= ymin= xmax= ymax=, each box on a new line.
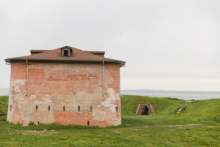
xmin=11 ymin=62 xmax=27 ymax=81
xmin=13 ymin=109 xmax=23 ymax=124
xmin=26 ymin=62 xmax=120 ymax=95
xmin=8 ymin=61 xmax=121 ymax=127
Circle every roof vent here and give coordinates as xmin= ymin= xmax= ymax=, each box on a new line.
xmin=30 ymin=50 xmax=47 ymax=55
xmin=85 ymin=51 xmax=105 ymax=57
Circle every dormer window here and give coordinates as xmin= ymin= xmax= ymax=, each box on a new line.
xmin=63 ymin=50 xmax=69 ymax=56
xmin=60 ymin=46 xmax=72 ymax=57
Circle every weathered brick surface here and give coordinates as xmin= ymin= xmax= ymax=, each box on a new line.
xmin=11 ymin=62 xmax=27 ymax=81
xmin=54 ymin=111 xmax=104 ymax=127
xmin=27 ymin=62 xmax=118 ymax=95
xmin=13 ymin=109 xmax=23 ymax=124
xmin=104 ymin=64 xmax=120 ymax=94
xmin=8 ymin=61 xmax=121 ymax=127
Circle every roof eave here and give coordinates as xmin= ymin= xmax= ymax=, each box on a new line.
xmin=5 ymin=58 xmax=126 ymax=66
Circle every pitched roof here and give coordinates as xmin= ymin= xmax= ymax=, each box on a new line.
xmin=5 ymin=46 xmax=126 ymax=66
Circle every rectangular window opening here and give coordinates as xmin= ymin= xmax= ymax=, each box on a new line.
xmin=64 ymin=50 xmax=69 ymax=56
xmin=78 ymin=106 xmax=80 ymax=112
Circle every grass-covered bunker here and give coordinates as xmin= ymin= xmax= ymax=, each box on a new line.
xmin=136 ymin=104 xmax=154 ymax=115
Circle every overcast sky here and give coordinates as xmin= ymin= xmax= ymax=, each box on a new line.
xmin=0 ymin=0 xmax=219 ymax=91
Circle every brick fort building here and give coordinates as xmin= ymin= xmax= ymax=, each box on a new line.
xmin=5 ymin=46 xmax=125 ymax=127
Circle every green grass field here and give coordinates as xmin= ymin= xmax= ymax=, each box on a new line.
xmin=0 ymin=95 xmax=220 ymax=147
xmin=0 ymin=96 xmax=8 ymax=116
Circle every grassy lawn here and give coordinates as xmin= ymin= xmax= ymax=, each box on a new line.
xmin=0 ymin=95 xmax=220 ymax=147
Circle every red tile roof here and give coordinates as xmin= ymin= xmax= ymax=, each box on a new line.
xmin=5 ymin=46 xmax=125 ymax=66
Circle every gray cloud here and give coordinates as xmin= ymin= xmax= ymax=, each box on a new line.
xmin=0 ymin=0 xmax=219 ymax=90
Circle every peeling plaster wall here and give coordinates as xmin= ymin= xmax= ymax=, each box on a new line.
xmin=7 ymin=62 xmax=121 ymax=127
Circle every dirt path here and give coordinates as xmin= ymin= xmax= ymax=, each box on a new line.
xmin=176 ymin=101 xmax=192 ymax=114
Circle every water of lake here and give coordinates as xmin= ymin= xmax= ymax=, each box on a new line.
xmin=1 ymin=88 xmax=220 ymax=100
xmin=0 ymin=88 xmax=9 ymax=96
xmin=121 ymin=90 xmax=220 ymax=100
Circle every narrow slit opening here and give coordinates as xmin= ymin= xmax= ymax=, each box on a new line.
xmin=63 ymin=106 xmax=65 ymax=111
xmin=87 ymin=121 xmax=89 ymax=126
